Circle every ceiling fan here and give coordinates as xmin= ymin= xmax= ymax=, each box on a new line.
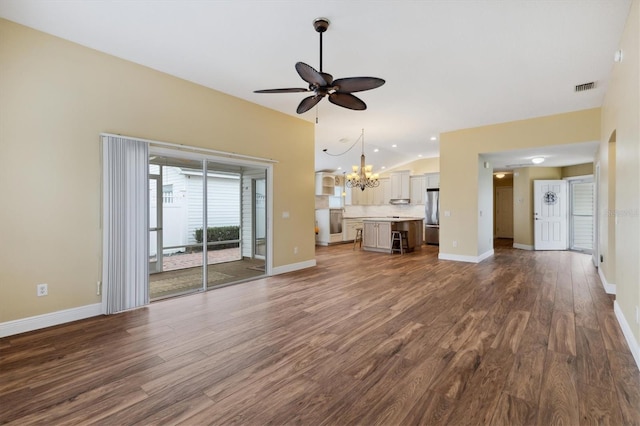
xmin=254 ymin=17 xmax=385 ymax=114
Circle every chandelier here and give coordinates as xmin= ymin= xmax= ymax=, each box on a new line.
xmin=345 ymin=129 xmax=380 ymax=191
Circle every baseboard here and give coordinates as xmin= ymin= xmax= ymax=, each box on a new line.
xmin=439 ymin=249 xmax=494 ymax=263
xmin=271 ymin=259 xmax=317 ymax=275
xmin=0 ymin=303 xmax=102 ymax=338
xmin=598 ymin=267 xmax=617 ymax=295
xmin=513 ymin=243 xmax=534 ymax=250
xmin=614 ymin=301 xmax=640 ymax=370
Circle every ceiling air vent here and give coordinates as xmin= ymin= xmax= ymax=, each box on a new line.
xmin=575 ymin=81 xmax=596 ymax=92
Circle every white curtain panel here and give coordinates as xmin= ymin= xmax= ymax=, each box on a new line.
xmin=102 ymin=135 xmax=149 ymax=314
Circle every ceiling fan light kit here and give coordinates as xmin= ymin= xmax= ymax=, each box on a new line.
xmin=254 ymin=17 xmax=385 ymax=114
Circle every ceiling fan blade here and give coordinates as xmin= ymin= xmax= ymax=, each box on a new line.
xmin=332 ymin=77 xmax=385 ymax=93
xmin=297 ymin=95 xmax=324 ymax=114
xmin=254 ymin=88 xmax=309 ymax=93
xmin=295 ymin=62 xmax=327 ymax=87
xmin=328 ymin=92 xmax=366 ymax=110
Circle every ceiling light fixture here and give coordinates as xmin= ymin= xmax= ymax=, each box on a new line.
xmin=495 ymin=173 xmax=505 ymax=179
xmin=392 ymin=144 xmax=397 ymax=148
xmin=430 ymin=136 xmax=437 ymax=141
xmin=345 ymin=129 xmax=380 ymax=192
xmin=531 ymin=157 xmax=545 ymax=164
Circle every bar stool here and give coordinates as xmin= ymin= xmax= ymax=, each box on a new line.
xmin=390 ymin=230 xmax=409 ymax=254
xmin=353 ymin=228 xmax=363 ymax=250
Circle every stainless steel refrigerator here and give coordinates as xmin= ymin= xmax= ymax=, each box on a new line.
xmin=424 ymin=188 xmax=440 ymax=245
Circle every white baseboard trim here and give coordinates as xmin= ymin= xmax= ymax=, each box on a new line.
xmin=439 ymin=249 xmax=494 ymax=263
xmin=513 ymin=243 xmax=534 ymax=250
xmin=271 ymin=259 xmax=317 ymax=275
xmin=0 ymin=303 xmax=102 ymax=338
xmin=598 ymin=267 xmax=617 ymax=295
xmin=614 ymin=301 xmax=640 ymax=370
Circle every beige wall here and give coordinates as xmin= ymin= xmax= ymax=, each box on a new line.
xmin=0 ymin=19 xmax=315 ymax=322
xmin=512 ymin=167 xmax=563 ymax=247
xmin=440 ymin=108 xmax=600 ymax=258
xmin=600 ymin=0 xmax=639 ymax=346
xmin=561 ymin=163 xmax=593 ymax=178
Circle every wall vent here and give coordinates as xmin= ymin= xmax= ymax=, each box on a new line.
xmin=575 ymin=81 xmax=596 ymax=92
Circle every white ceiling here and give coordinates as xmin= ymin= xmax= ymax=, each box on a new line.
xmin=0 ymin=0 xmax=630 ymax=173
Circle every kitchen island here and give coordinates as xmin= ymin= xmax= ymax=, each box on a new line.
xmin=362 ymin=217 xmax=424 ymax=253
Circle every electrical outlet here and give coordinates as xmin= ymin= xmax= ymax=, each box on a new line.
xmin=294 ymin=246 xmax=299 ymax=254
xmin=37 ymin=283 xmax=48 ymax=297
xmin=452 ymin=240 xmax=458 ymax=248
xmin=97 ymin=281 xmax=101 ymax=296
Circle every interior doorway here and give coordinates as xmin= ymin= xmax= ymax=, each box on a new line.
xmin=495 ymin=186 xmax=514 ymax=238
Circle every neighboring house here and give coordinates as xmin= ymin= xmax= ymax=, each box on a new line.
xmin=150 ymin=166 xmax=241 ymax=257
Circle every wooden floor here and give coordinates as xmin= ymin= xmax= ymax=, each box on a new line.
xmin=2 ymin=241 xmax=639 ymax=425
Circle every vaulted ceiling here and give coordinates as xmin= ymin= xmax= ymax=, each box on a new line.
xmin=0 ymin=0 xmax=631 ymax=172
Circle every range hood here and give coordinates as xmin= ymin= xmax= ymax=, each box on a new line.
xmin=389 ymin=198 xmax=411 ymax=205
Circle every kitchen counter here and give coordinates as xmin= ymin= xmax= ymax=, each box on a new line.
xmin=362 ymin=218 xmax=424 ymax=253
xmin=361 ymin=217 xmax=424 ymax=222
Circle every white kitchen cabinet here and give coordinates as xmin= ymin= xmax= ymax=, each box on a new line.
xmin=372 ymin=178 xmax=390 ymax=205
xmin=362 ymin=221 xmax=392 ymax=251
xmin=345 ymin=177 xmax=389 ymax=205
xmin=410 ymin=175 xmax=426 ymax=204
xmin=425 ymin=173 xmax=440 ymax=189
xmin=315 ymin=172 xmax=336 ymax=196
xmin=390 ymin=171 xmax=410 ymax=199
xmin=343 ymin=219 xmax=364 ymax=241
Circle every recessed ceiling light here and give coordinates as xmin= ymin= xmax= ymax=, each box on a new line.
xmin=391 ymin=144 xmax=397 ymax=148
xmin=430 ymin=136 xmax=437 ymax=141
xmin=531 ymin=157 xmax=545 ymax=164
xmin=373 ymin=148 xmax=379 ymax=152
xmin=381 ymin=166 xmax=386 ymax=169
xmin=418 ymin=154 xmax=423 ymax=157
xmin=337 ymin=167 xmax=342 ymax=170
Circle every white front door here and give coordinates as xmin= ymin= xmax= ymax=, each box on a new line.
xmin=534 ymin=180 xmax=568 ymax=250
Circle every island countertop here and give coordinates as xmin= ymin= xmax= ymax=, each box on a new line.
xmin=361 ymin=218 xmax=424 ymax=253
xmin=361 ymin=217 xmax=424 ymax=222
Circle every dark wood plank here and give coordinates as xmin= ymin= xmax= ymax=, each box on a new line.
xmin=607 ymin=349 xmax=640 ymax=424
xmin=578 ymin=382 xmax=624 ymax=425
xmin=548 ymin=309 xmax=577 ymax=356
xmin=490 ymin=392 xmax=538 ymax=426
xmin=575 ymin=325 xmax=614 ymax=389
xmin=537 ymin=351 xmax=580 ymax=426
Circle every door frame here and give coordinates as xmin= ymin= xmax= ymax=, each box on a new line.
xmin=149 ymin=174 xmax=163 ymax=274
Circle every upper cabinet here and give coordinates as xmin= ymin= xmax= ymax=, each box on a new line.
xmin=315 ymin=172 xmax=336 ymax=196
xmin=410 ymin=175 xmax=426 ymax=204
xmin=389 ymin=170 xmax=410 ymax=200
xmin=425 ymin=173 xmax=440 ymax=189
xmin=345 ymin=177 xmax=390 ymax=205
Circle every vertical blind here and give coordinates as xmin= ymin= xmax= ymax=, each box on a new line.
xmin=102 ymin=135 xmax=149 ymax=314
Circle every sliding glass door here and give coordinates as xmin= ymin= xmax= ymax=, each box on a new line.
xmin=148 ymin=153 xmax=267 ymax=300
